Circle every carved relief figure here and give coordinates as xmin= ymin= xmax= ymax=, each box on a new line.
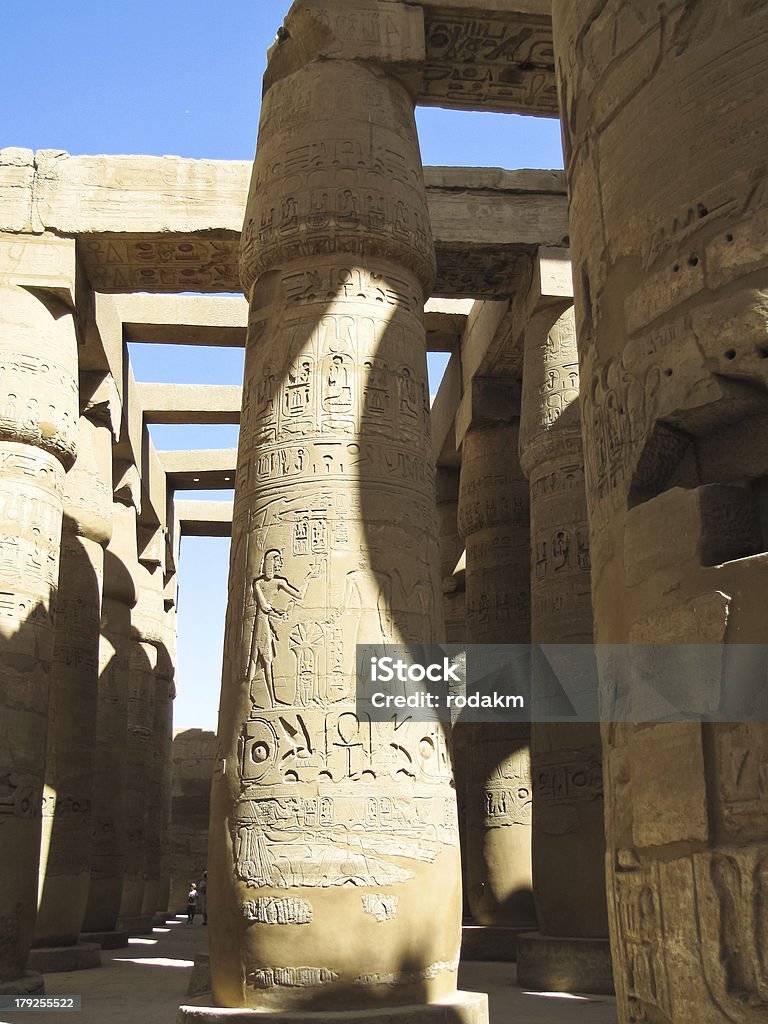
xmin=246 ymin=550 xmax=318 ymax=708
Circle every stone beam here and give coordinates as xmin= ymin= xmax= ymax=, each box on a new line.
xmin=0 ymin=151 xmax=567 ymax=299
xmin=138 ymin=384 xmax=242 ymax=424
xmin=417 ymin=1 xmax=558 ymax=116
xmin=117 ymin=294 xmax=248 ymax=347
xmin=115 ymin=293 xmax=470 ymax=351
xmin=175 ymin=500 xmax=233 ymax=538
xmin=160 ymin=449 xmax=237 ymax=490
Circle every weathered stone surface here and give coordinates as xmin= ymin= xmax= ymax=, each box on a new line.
xmin=552 ymin=2 xmax=768 ymax=1019
xmin=139 ymin=384 xmax=242 ymax=425
xmin=175 ymin=500 xmax=234 ymax=538
xmin=0 ymin=263 xmax=78 ymax=983
xmin=35 ymin=413 xmax=113 ymax=948
xmin=161 ymin=450 xmax=237 ymax=491
xmin=209 ymin=51 xmax=464 ymax=1014
xmin=458 ymin=412 xmax=535 ymax=930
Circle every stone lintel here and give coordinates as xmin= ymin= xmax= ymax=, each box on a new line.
xmin=0 ymin=153 xmax=566 ymax=298
xmin=113 ymin=460 xmax=142 ymax=512
xmin=138 ymin=384 xmax=242 ymax=425
xmin=431 ymin=353 xmax=462 ymax=467
xmin=0 ymin=148 xmax=35 ymax=232
xmin=161 ymin=449 xmax=237 ymax=490
xmin=176 ymin=500 xmax=233 ymax=538
xmin=80 ymin=370 xmax=122 ymax=439
xmin=418 ymin=3 xmax=557 ymax=116
xmin=455 ymin=375 xmax=521 ymax=448
xmin=117 ymin=293 xmax=249 ymax=347
xmin=177 ymin=991 xmax=488 ymax=1023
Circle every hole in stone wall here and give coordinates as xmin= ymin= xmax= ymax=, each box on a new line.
xmin=688 ymin=255 xmax=699 ymax=267
xmin=724 ymin=349 xmax=737 ymax=360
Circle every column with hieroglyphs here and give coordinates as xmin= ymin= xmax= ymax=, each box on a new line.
xmin=517 ymin=304 xmax=611 ymax=993
xmin=32 ymin=386 xmax=116 ymax=971
xmin=81 ymin=487 xmax=138 ymax=948
xmin=152 ymin=600 xmax=177 ymax=920
xmin=457 ymin=381 xmax=536 ymax=933
xmin=186 ymin=5 xmax=486 ymax=1020
xmin=0 ymin=237 xmax=79 ymax=993
xmin=552 ymin=3 xmax=768 ymax=1019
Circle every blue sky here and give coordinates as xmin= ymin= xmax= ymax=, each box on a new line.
xmin=3 ymin=1 xmax=564 ymax=730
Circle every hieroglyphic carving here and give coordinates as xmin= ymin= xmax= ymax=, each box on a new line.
xmin=243 ymin=897 xmax=313 ymax=925
xmin=212 ymin=53 xmax=460 ymax=1010
xmin=421 ymin=9 xmax=558 ymax=115
xmin=78 ymin=234 xmax=239 ymax=293
xmin=362 ymin=893 xmax=399 ymax=922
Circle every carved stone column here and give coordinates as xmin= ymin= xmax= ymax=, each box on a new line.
xmin=118 ymin=560 xmax=163 ymax=934
xmin=81 ymin=498 xmax=137 ymax=948
xmin=435 ymin=468 xmax=465 ymax=644
xmin=517 ymin=305 xmax=611 ymax=993
xmin=141 ymin=561 xmax=174 ymax=921
xmin=552 ymin=4 xmax=768 ymax=1019
xmin=31 ymin=406 xmax=113 ymax=972
xmin=154 ymin=600 xmax=177 ymax=919
xmin=186 ymin=14 xmax=485 ymax=1021
xmin=457 ymin=383 xmax=536 ymax=933
xmin=0 ymin=265 xmax=78 ymax=993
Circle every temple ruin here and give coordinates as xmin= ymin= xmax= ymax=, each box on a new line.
xmin=1 ymin=1 xmax=767 ymax=1022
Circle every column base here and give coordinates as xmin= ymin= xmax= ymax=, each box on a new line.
xmin=26 ymin=943 xmax=101 ymax=974
xmin=80 ymin=930 xmax=130 ymax=950
xmin=516 ymin=933 xmax=614 ymax=995
xmin=153 ymin=912 xmax=170 ymax=926
xmin=461 ymin=925 xmax=525 ymax=962
xmin=187 ymin=954 xmax=211 ymax=998
xmin=178 ymin=992 xmax=488 ymax=1023
xmin=116 ymin=914 xmax=154 ymax=935
xmin=0 ymin=973 xmax=44 ymax=996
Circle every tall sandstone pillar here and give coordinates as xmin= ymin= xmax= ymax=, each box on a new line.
xmin=118 ymin=559 xmax=163 ymax=934
xmin=552 ymin=3 xmax=768 ymax=1020
xmin=81 ymin=497 xmax=137 ymax=945
xmin=193 ymin=10 xmax=484 ymax=1021
xmin=154 ymin=601 xmax=177 ymax=919
xmin=32 ymin=405 xmax=113 ymax=968
xmin=457 ymin=390 xmax=536 ymax=931
xmin=0 ymin=256 xmax=78 ymax=991
xmin=517 ymin=305 xmax=611 ymax=993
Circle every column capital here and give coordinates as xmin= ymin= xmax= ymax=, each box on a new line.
xmin=263 ymin=0 xmax=426 ymax=95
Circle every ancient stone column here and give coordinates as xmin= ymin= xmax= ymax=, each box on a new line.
xmin=435 ymin=468 xmax=465 ymax=644
xmin=517 ymin=304 xmax=611 ymax=993
xmin=31 ymin=408 xmax=113 ymax=971
xmin=142 ymin=568 xmax=175 ymax=921
xmin=0 ymin=274 xmax=78 ymax=993
xmin=190 ymin=27 xmax=483 ymax=1022
xmin=552 ymin=4 xmax=768 ymax=1019
xmin=81 ymin=499 xmax=137 ymax=947
xmin=457 ymin=388 xmax=536 ymax=934
xmin=155 ymin=601 xmax=177 ymax=919
xmin=169 ymin=729 xmax=217 ymax=915
xmin=118 ymin=560 xmax=163 ymax=934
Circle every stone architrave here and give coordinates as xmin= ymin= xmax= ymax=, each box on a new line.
xmin=518 ymin=305 xmax=611 ymax=993
xmin=81 ymin=500 xmax=138 ymax=941
xmin=195 ymin=36 xmax=483 ymax=1022
xmin=552 ymin=4 xmax=768 ymax=1020
xmin=33 ymin=411 xmax=113 ymax=956
xmin=0 ymin=268 xmax=78 ymax=989
xmin=117 ymin=560 xmax=163 ymax=934
xmin=457 ymin=399 xmax=536 ymax=931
